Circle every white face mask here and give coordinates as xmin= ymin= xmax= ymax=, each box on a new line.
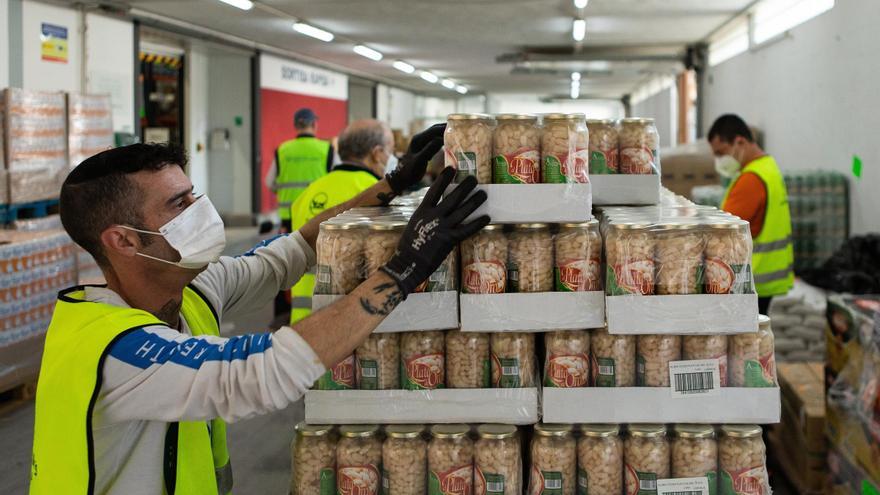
xmin=384 ymin=153 xmax=399 ymax=176
xmin=122 ymin=195 xmax=227 ymax=269
xmin=715 ymin=154 xmax=741 ymax=178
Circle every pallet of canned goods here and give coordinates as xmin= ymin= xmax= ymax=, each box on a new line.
xmin=289 ymin=422 xmax=772 ymax=495
xmin=588 ymin=117 xmax=662 ymax=206
xmin=305 ymin=329 xmax=539 ymax=424
xmin=443 ymin=113 xmax=592 ymax=224
xmin=457 ymin=222 xmax=605 ymax=332
xmin=310 ymin=207 xmax=459 ymax=334
xmin=599 ymin=206 xmax=759 ymax=334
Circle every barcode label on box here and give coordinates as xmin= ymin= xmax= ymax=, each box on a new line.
xmin=668 ymin=359 xmax=721 ymax=398
xmin=656 ymin=477 xmax=710 ymax=495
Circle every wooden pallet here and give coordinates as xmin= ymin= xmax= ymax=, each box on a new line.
xmin=0 ymin=381 xmax=37 ymax=416
xmin=0 ymin=199 xmax=60 ymax=224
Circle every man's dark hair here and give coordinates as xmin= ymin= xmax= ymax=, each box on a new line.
xmin=338 ymin=123 xmax=387 ymax=162
xmin=60 ymin=143 xmax=187 ymax=267
xmin=707 ymin=114 xmax=754 ymax=143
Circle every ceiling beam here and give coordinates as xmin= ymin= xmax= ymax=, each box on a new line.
xmin=497 ymin=44 xmax=686 ymax=64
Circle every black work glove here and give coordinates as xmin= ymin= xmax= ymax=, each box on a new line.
xmin=381 ymin=166 xmax=490 ymax=296
xmin=385 ymin=123 xmax=446 ymax=196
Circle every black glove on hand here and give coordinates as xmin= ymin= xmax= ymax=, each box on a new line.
xmin=381 ymin=166 xmax=490 ymax=296
xmin=385 ymin=123 xmax=446 ymax=196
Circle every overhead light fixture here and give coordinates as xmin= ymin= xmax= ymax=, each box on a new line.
xmin=456 ymin=85 xmax=468 ymax=95
xmin=293 ymin=22 xmax=334 ymax=42
xmin=571 ymin=84 xmax=580 ymax=99
xmin=571 ymin=72 xmax=581 ymax=81
xmin=574 ymin=0 xmax=588 ymax=8
xmin=420 ymin=71 xmax=439 ymax=83
xmin=217 ymin=0 xmax=253 ymax=10
xmin=441 ymin=79 xmax=457 ymax=90
xmin=573 ymin=19 xmax=586 ymax=41
xmin=393 ymin=60 xmax=416 ymax=73
xmin=353 ymin=45 xmax=383 ymax=61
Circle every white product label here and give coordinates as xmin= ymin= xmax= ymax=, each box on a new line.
xmin=668 ymin=359 xmax=721 ymax=397
xmin=656 ymin=477 xmax=710 ymax=495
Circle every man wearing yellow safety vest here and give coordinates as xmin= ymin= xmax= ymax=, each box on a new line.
xmin=265 ymin=108 xmax=334 ymax=233
xmin=288 ymin=119 xmax=398 ymax=323
xmin=708 ymin=114 xmax=794 ymax=314
xmin=30 ymin=122 xmax=488 ymax=494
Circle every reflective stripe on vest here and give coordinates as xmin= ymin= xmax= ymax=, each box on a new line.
xmin=275 ymin=137 xmax=331 ymax=220
xmin=30 ymin=285 xmax=231 ymax=495
xmin=722 ymin=155 xmax=794 ymax=296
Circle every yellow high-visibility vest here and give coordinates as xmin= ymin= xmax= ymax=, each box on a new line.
xmin=30 ymin=286 xmax=232 ymax=494
xmin=722 ymin=155 xmax=794 ymax=296
xmin=275 ymin=137 xmax=331 ymax=221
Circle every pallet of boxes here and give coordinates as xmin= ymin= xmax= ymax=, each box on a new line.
xmin=290 ymin=113 xmax=777 ymax=495
xmin=824 ymin=294 xmax=880 ymax=494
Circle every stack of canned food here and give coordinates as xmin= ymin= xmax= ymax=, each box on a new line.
xmin=598 ymin=206 xmax=754 ymax=297
xmin=313 ymin=329 xmax=540 ymax=390
xmin=460 ymin=221 xmax=602 ymax=294
xmin=444 ymin=113 xmax=660 ymax=185
xmin=291 ymin=422 xmax=770 ymax=495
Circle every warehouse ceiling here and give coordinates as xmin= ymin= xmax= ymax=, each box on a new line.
xmin=67 ymin=0 xmax=754 ymax=99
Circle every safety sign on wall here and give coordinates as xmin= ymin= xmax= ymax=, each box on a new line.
xmin=41 ymin=23 xmax=68 ymax=63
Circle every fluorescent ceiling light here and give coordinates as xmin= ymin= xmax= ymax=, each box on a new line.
xmin=574 ymin=0 xmax=588 ymax=8
xmin=573 ymin=19 xmax=586 ymax=41
xmin=217 ymin=0 xmax=253 ymax=10
xmin=441 ymin=79 xmax=456 ymax=89
xmin=420 ymin=71 xmax=439 ymax=83
xmin=393 ymin=60 xmax=415 ymax=73
xmin=353 ymin=45 xmax=383 ymax=61
xmin=456 ymin=85 xmax=468 ymax=94
xmin=571 ymin=85 xmax=580 ymax=99
xmin=571 ymin=72 xmax=581 ymax=81
xmin=293 ymin=22 xmax=334 ymax=42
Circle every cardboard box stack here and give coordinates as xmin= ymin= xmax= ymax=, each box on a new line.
xmin=825 ymin=294 xmax=880 ymax=491
xmin=770 ymin=361 xmax=826 ymax=493
xmin=768 ymin=280 xmax=828 ymax=361
xmin=67 ymin=93 xmax=113 ymax=168
xmin=1 ymin=88 xmax=68 ymax=204
xmin=658 ymin=142 xmax=719 ymax=200
xmin=0 ymin=230 xmax=76 ymax=392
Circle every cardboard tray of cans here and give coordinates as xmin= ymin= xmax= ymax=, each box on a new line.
xmin=312 ymin=292 xmax=459 ymax=333
xmin=590 ymin=174 xmax=661 ymax=206
xmin=600 ymin=204 xmax=759 ymax=334
xmin=457 ymin=221 xmax=605 ymax=332
xmin=304 ymin=388 xmax=539 ymax=424
xmin=542 ymin=387 xmax=781 ymax=424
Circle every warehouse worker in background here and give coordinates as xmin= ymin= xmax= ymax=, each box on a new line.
xmin=288 ymin=119 xmax=397 ymax=323
xmin=708 ymin=114 xmax=794 ymax=314
xmin=265 ymin=108 xmax=334 ymax=233
xmin=30 ymin=123 xmax=487 ymax=494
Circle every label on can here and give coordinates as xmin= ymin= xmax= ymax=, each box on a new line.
xmin=430 ymin=464 xmax=474 ymax=495
xmin=743 ymin=352 xmax=775 ymax=388
xmin=545 ymin=353 xmax=590 ymax=387
xmin=381 ymin=468 xmax=390 ymax=495
xmin=315 ymin=264 xmax=334 ymax=294
xmin=482 ymin=359 xmax=492 ymax=388
xmin=705 ymin=258 xmax=752 ymax=294
xmin=357 ymin=358 xmax=378 ymax=390
xmin=337 ymin=465 xmax=381 ymax=495
xmin=475 ymin=467 xmax=506 ymax=495
xmin=624 ymin=463 xmax=658 ymax=495
xmin=543 ymin=149 xmax=590 ymax=183
xmin=577 ymin=467 xmax=589 ymax=495
xmin=619 ymin=147 xmax=657 ymax=175
xmin=402 ymin=353 xmax=444 ymax=390
xmin=591 ymin=355 xmax=617 ymax=387
xmin=451 ymin=150 xmax=478 ymax=182
xmin=321 ymin=468 xmax=336 ymax=495
xmin=555 ymin=258 xmax=601 ymax=292
xmin=494 ymin=148 xmax=540 ymax=184
xmin=607 ymin=261 xmax=655 ymax=295
xmin=719 ymin=465 xmax=766 ymax=495
xmin=655 ymin=477 xmax=710 ymax=495
xmin=529 ymin=466 xmax=564 ymax=495
xmin=426 ymin=261 xmax=452 ymax=292
xmin=463 ymin=261 xmax=506 ymax=294
xmin=507 ymin=262 xmax=520 ymax=293
xmin=316 ymin=354 xmax=355 ymax=390
xmin=492 ymin=354 xmax=522 ymax=388
xmin=636 ymin=354 xmax=647 ymax=386
xmin=589 ymin=148 xmax=619 ymax=175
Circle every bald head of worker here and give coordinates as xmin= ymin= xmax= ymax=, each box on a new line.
xmin=337 ymin=119 xmax=395 ymax=177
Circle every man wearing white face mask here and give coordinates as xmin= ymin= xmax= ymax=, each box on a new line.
xmin=288 ymin=119 xmax=400 ymax=323
xmin=708 ymin=114 xmax=794 ymax=314
xmin=30 ymin=128 xmax=488 ymax=494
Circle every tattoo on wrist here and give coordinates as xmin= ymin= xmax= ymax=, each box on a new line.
xmin=359 ymin=283 xmax=403 ymax=315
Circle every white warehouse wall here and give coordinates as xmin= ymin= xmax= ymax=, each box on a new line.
xmin=702 ymin=0 xmax=880 ymax=235
xmin=84 ymin=13 xmax=135 ymax=133
xmin=632 ymin=85 xmax=678 ymax=148
xmin=486 ymin=94 xmax=625 ymax=120
xmin=21 ymin=0 xmax=81 ymax=92
xmin=0 ymin=0 xmax=9 ymax=88
xmin=186 ymin=43 xmax=210 ymax=196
